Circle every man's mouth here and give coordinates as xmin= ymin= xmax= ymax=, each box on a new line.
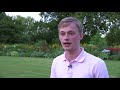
xmin=63 ymin=42 xmax=71 ymax=47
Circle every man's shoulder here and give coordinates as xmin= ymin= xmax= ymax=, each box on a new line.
xmin=85 ymin=51 xmax=104 ymax=63
xmin=53 ymin=54 xmax=64 ymax=63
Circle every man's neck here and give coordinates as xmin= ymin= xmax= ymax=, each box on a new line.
xmin=65 ymin=47 xmax=82 ymax=62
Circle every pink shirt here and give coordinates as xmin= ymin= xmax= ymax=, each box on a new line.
xmin=50 ymin=48 xmax=109 ymax=78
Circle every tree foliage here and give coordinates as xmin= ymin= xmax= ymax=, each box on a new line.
xmin=106 ymin=26 xmax=120 ymax=46
xmin=0 ymin=12 xmax=23 ymax=43
xmin=0 ymin=12 xmax=120 ymax=46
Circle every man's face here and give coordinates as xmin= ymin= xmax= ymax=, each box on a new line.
xmin=59 ymin=23 xmax=83 ymax=52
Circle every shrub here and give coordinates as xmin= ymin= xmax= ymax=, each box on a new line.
xmin=109 ymin=55 xmax=120 ymax=61
xmin=48 ymin=48 xmax=64 ymax=58
xmin=81 ymin=43 xmax=99 ymax=56
xmin=34 ymin=40 xmax=49 ymax=52
xmin=0 ymin=43 xmax=35 ymax=57
xmin=10 ymin=51 xmax=19 ymax=56
xmin=98 ymin=52 xmax=109 ymax=60
xmin=89 ymin=31 xmax=107 ymax=51
xmin=30 ymin=51 xmax=45 ymax=57
xmin=114 ymin=45 xmax=120 ymax=48
xmin=0 ymin=51 xmax=6 ymax=56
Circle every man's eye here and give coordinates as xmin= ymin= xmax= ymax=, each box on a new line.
xmin=69 ymin=32 xmax=75 ymax=35
xmin=60 ymin=33 xmax=65 ymax=35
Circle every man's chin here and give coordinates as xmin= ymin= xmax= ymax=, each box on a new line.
xmin=63 ymin=48 xmax=71 ymax=51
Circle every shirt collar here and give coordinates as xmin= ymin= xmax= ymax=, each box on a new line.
xmin=62 ymin=47 xmax=86 ymax=63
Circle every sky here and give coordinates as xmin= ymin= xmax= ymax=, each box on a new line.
xmin=5 ymin=12 xmax=41 ymax=21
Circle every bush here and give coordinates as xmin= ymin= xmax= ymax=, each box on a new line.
xmin=0 ymin=43 xmax=35 ymax=57
xmin=30 ymin=51 xmax=45 ymax=57
xmin=98 ymin=52 xmax=109 ymax=60
xmin=8 ymin=51 xmax=19 ymax=56
xmin=46 ymin=48 xmax=64 ymax=58
xmin=0 ymin=51 xmax=6 ymax=56
xmin=109 ymin=55 xmax=120 ymax=61
xmin=0 ymin=43 xmax=64 ymax=58
xmin=34 ymin=40 xmax=49 ymax=52
xmin=81 ymin=43 xmax=99 ymax=56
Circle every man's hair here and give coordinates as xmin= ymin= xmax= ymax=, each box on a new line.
xmin=58 ymin=17 xmax=83 ymax=33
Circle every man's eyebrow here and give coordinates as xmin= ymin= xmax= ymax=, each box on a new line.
xmin=60 ymin=31 xmax=65 ymax=33
xmin=59 ymin=30 xmax=75 ymax=33
xmin=68 ymin=30 xmax=74 ymax=32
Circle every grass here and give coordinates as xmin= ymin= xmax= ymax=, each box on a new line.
xmin=0 ymin=56 xmax=120 ymax=78
xmin=0 ymin=56 xmax=53 ymax=78
xmin=104 ymin=60 xmax=120 ymax=78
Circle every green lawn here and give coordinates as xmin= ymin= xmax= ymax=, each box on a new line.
xmin=104 ymin=60 xmax=120 ymax=78
xmin=0 ymin=56 xmax=53 ymax=78
xmin=0 ymin=56 xmax=120 ymax=78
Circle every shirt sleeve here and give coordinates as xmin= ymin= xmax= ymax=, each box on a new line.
xmin=92 ymin=60 xmax=109 ymax=78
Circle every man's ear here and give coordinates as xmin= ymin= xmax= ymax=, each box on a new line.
xmin=80 ymin=33 xmax=84 ymax=40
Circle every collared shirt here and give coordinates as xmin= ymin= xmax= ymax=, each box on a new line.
xmin=50 ymin=48 xmax=109 ymax=78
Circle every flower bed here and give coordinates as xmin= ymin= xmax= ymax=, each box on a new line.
xmin=106 ymin=48 xmax=120 ymax=55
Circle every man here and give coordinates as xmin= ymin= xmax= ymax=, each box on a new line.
xmin=50 ymin=17 xmax=109 ymax=78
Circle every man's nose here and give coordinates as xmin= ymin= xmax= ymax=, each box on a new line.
xmin=64 ymin=34 xmax=69 ymax=40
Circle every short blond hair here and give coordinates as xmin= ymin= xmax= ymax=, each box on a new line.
xmin=58 ymin=17 xmax=83 ymax=33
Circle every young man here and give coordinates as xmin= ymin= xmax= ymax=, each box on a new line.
xmin=50 ymin=17 xmax=109 ymax=78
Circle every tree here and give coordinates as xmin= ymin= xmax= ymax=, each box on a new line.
xmin=1 ymin=12 xmax=119 ymax=45
xmin=39 ymin=12 xmax=113 ymax=44
xmin=0 ymin=12 xmax=23 ymax=43
xmin=12 ymin=15 xmax=35 ymax=44
xmin=105 ymin=12 xmax=120 ymax=46
xmin=90 ymin=31 xmax=107 ymax=50
xmin=106 ymin=26 xmax=120 ymax=46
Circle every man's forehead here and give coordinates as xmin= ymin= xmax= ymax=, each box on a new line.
xmin=59 ymin=30 xmax=75 ymax=32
